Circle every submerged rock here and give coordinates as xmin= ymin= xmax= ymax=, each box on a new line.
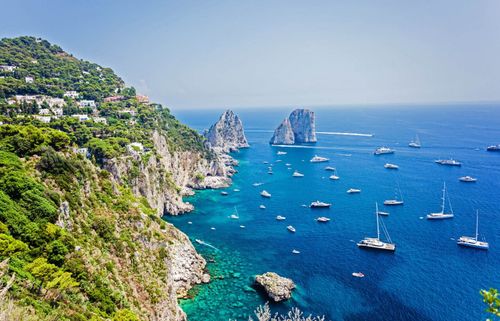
xmin=254 ymin=272 xmax=295 ymax=302
xmin=270 ymin=109 xmax=317 ymax=145
xmin=205 ymin=109 xmax=249 ymax=153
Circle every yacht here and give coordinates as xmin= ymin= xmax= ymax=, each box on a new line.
xmin=486 ymin=144 xmax=500 ymax=152
xmin=292 ymin=170 xmax=304 ymax=177
xmin=310 ymin=201 xmax=331 ymax=208
xmin=316 ymin=216 xmax=331 ymax=222
xmin=427 ymin=182 xmax=454 ymax=219
xmin=292 ymin=249 xmax=300 ymax=254
xmin=357 ymin=203 xmax=396 ymax=251
xmin=287 ymin=225 xmax=296 ymax=233
xmin=347 ymin=188 xmax=361 ymax=194
xmin=435 ymin=159 xmax=462 ymax=166
xmin=310 ymin=155 xmax=329 ymax=163
xmin=260 ymin=190 xmax=271 ymax=198
xmin=352 ymin=272 xmax=365 ymax=278
xmin=276 ymin=215 xmax=286 ymax=221
xmin=229 ymin=207 xmax=239 ymax=219
xmin=408 ymin=135 xmax=421 ymax=148
xmin=325 ymin=166 xmax=336 ymax=171
xmin=220 ymin=191 xmax=228 ymax=196
xmin=277 ymin=151 xmax=287 ymax=155
xmin=457 ymin=210 xmax=489 ymax=250
xmin=384 ymin=163 xmax=399 ymax=169
xmin=259 ymin=204 xmax=266 ymax=209
xmin=374 ymin=147 xmax=395 ymax=155
xmin=459 ymin=176 xmax=477 ymax=182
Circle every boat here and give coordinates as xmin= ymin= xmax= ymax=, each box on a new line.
xmin=277 ymin=151 xmax=287 ymax=155
xmin=357 ymin=203 xmax=396 ymax=251
xmin=292 ymin=170 xmax=304 ymax=177
xmin=233 ymin=188 xmax=240 ymax=192
xmin=240 ymin=225 xmax=246 ymax=229
xmin=427 ymin=182 xmax=454 ymax=219
xmin=329 ymin=169 xmax=340 ymax=180
xmin=310 ymin=201 xmax=331 ymax=208
xmin=263 ymin=161 xmax=269 ymax=164
xmin=292 ymin=249 xmax=300 ymax=254
xmin=260 ymin=190 xmax=271 ymax=198
xmin=287 ymin=225 xmax=296 ymax=233
xmin=210 ymin=227 xmax=216 ymax=230
xmin=276 ymin=215 xmax=286 ymax=220
xmin=409 ymin=134 xmax=421 ymax=148
xmin=252 ymin=182 xmax=263 ymax=187
xmin=486 ymin=144 xmax=500 ymax=151
xmin=325 ymin=166 xmax=336 ymax=171
xmin=347 ymin=188 xmax=361 ymax=194
xmin=435 ymin=159 xmax=462 ymax=166
xmin=459 ymin=176 xmax=477 ymax=182
xmin=352 ymin=272 xmax=365 ymax=278
xmin=229 ymin=207 xmax=239 ymax=219
xmin=188 ymin=221 xmax=193 ymax=224
xmin=220 ymin=191 xmax=228 ymax=196
xmin=457 ymin=210 xmax=489 ymax=250
xmin=374 ymin=147 xmax=395 ymax=155
xmin=384 ymin=163 xmax=399 ymax=169
xmin=195 ymin=239 xmax=203 ymax=245
xmin=316 ymin=216 xmax=330 ymax=222
xmin=377 ymin=211 xmax=389 ymax=216
xmin=384 ymin=184 xmax=404 ymax=206
xmin=276 ymin=160 xmax=282 ymax=163
xmin=259 ymin=205 xmax=266 ymax=209
xmin=310 ymin=155 xmax=329 ymax=163
xmin=285 ymin=163 xmax=292 ymax=166
xmin=267 ymin=170 xmax=273 ymax=175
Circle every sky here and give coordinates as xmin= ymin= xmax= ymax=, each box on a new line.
xmin=1 ymin=0 xmax=500 ymax=110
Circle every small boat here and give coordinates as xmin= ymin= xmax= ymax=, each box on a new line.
xmin=210 ymin=227 xmax=216 ymax=230
xmin=352 ymin=272 xmax=365 ymax=278
xmin=188 ymin=221 xmax=193 ymax=224
xmin=240 ymin=225 xmax=246 ymax=229
xmin=259 ymin=205 xmax=266 ymax=209
xmin=260 ymin=190 xmax=271 ymax=198
xmin=427 ymin=182 xmax=454 ymax=220
xmin=229 ymin=207 xmax=239 ymax=219
xmin=409 ymin=134 xmax=421 ymax=148
xmin=292 ymin=170 xmax=304 ymax=177
xmin=233 ymin=188 xmax=240 ymax=192
xmin=486 ymin=144 xmax=500 ymax=152
xmin=459 ymin=176 xmax=477 ymax=182
xmin=435 ymin=159 xmax=462 ymax=166
xmin=285 ymin=163 xmax=292 ymax=166
xmin=253 ymin=182 xmax=263 ymax=187
xmin=292 ymin=249 xmax=300 ymax=254
xmin=287 ymin=225 xmax=296 ymax=233
xmin=457 ymin=210 xmax=489 ymax=250
xmin=310 ymin=201 xmax=331 ymax=208
xmin=347 ymin=188 xmax=361 ymax=194
xmin=195 ymin=239 xmax=204 ymax=245
xmin=276 ymin=160 xmax=282 ymax=163
xmin=325 ymin=166 xmax=336 ymax=171
xmin=384 ymin=163 xmax=399 ymax=169
xmin=316 ymin=216 xmax=330 ymax=222
xmin=277 ymin=151 xmax=287 ymax=155
xmin=377 ymin=211 xmax=389 ymax=216
xmin=263 ymin=161 xmax=269 ymax=164
xmin=357 ymin=203 xmax=396 ymax=251
xmin=310 ymin=155 xmax=329 ymax=163
xmin=374 ymin=147 xmax=395 ymax=155
xmin=276 ymin=215 xmax=286 ymax=220
xmin=220 ymin=191 xmax=228 ymax=196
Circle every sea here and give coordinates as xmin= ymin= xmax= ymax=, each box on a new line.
xmin=165 ymin=104 xmax=500 ymax=321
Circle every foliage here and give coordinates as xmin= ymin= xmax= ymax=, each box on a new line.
xmin=246 ymin=303 xmax=325 ymax=321
xmin=481 ymin=288 xmax=500 ymax=320
xmin=112 ymin=309 xmax=140 ymax=321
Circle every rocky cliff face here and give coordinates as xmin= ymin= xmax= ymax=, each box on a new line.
xmin=270 ymin=109 xmax=317 ymax=145
xmin=204 ymin=110 xmax=249 ymax=153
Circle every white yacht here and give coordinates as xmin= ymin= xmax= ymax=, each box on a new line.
xmin=260 ymin=190 xmax=271 ymax=198
xmin=408 ymin=135 xmax=421 ymax=148
xmin=427 ymin=182 xmax=454 ymax=220
xmin=220 ymin=191 xmax=228 ymax=196
xmin=276 ymin=215 xmax=286 ymax=221
xmin=435 ymin=159 xmax=462 ymax=166
xmin=459 ymin=176 xmax=477 ymax=182
xmin=287 ymin=225 xmax=296 ymax=233
xmin=384 ymin=163 xmax=399 ymax=169
xmin=259 ymin=204 xmax=266 ymax=209
xmin=347 ymin=188 xmax=361 ymax=194
xmin=310 ymin=201 xmax=331 ymax=208
xmin=357 ymin=203 xmax=396 ymax=251
xmin=457 ymin=210 xmax=489 ymax=250
xmin=374 ymin=147 xmax=395 ymax=155
xmin=325 ymin=166 xmax=336 ymax=171
xmin=316 ymin=216 xmax=331 ymax=222
xmin=292 ymin=170 xmax=304 ymax=177
xmin=292 ymin=249 xmax=300 ymax=254
xmin=310 ymin=155 xmax=329 ymax=163
xmin=277 ymin=151 xmax=287 ymax=155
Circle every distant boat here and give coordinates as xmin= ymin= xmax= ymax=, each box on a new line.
xmin=267 ymin=170 xmax=273 ymax=175
xmin=325 ymin=166 xmax=336 ymax=171
xmin=263 ymin=161 xmax=269 ymax=164
xmin=292 ymin=170 xmax=304 ymax=177
xmin=285 ymin=163 xmax=292 ymax=166
xmin=310 ymin=201 xmax=331 ymax=208
xmin=277 ymin=151 xmax=287 ymax=155
xmin=457 ymin=210 xmax=489 ymax=250
xmin=374 ymin=147 xmax=395 ymax=155
xmin=435 ymin=159 xmax=462 ymax=166
xmin=329 ymin=168 xmax=340 ymax=180
xmin=384 ymin=163 xmax=399 ymax=169
xmin=377 ymin=211 xmax=389 ymax=216
xmin=459 ymin=176 xmax=477 ymax=182
xmin=253 ymin=182 xmax=263 ymax=187
xmin=347 ymin=188 xmax=361 ymax=194
xmin=384 ymin=183 xmax=404 ymax=206
xmin=287 ymin=225 xmax=296 ymax=233
xmin=276 ymin=160 xmax=282 ymax=163
xmin=220 ymin=191 xmax=228 ymax=196
xmin=292 ymin=249 xmax=300 ymax=254
xmin=310 ymin=155 xmax=329 ymax=163
xmin=240 ymin=225 xmax=246 ymax=229
xmin=259 ymin=205 xmax=266 ymax=209
xmin=233 ymin=188 xmax=240 ymax=192
xmin=229 ymin=207 xmax=239 ymax=219
xmin=260 ymin=190 xmax=271 ymax=198
xmin=316 ymin=216 xmax=330 ymax=222
xmin=486 ymin=144 xmax=500 ymax=152
xmin=352 ymin=272 xmax=365 ymax=278
xmin=427 ymin=182 xmax=454 ymax=220
xmin=276 ymin=215 xmax=286 ymax=221
xmin=357 ymin=203 xmax=396 ymax=251
xmin=409 ymin=134 xmax=421 ymax=148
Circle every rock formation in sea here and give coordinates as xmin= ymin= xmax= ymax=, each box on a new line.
xmin=270 ymin=109 xmax=317 ymax=145
xmin=254 ymin=272 xmax=296 ymax=302
xmin=205 ymin=109 xmax=249 ymax=153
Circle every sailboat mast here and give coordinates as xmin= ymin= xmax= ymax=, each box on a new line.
xmin=475 ymin=210 xmax=479 ymax=241
xmin=441 ymin=182 xmax=446 ymax=213
xmin=376 ymin=202 xmax=380 ymax=240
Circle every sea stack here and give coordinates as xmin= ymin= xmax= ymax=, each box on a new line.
xmin=205 ymin=109 xmax=249 ymax=153
xmin=270 ymin=109 xmax=317 ymax=145
xmin=254 ymin=272 xmax=296 ymax=302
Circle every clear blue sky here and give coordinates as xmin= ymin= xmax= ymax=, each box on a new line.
xmin=2 ymin=0 xmax=500 ymax=110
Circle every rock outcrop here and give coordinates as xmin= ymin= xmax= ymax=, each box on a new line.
xmin=254 ymin=272 xmax=295 ymax=302
xmin=205 ymin=109 xmax=249 ymax=153
xmin=270 ymin=109 xmax=317 ymax=145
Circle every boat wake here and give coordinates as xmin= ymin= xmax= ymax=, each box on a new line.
xmin=317 ymin=131 xmax=374 ymax=137
xmin=195 ymin=239 xmax=220 ymax=251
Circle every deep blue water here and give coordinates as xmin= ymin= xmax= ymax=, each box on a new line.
xmin=166 ymin=105 xmax=500 ymax=321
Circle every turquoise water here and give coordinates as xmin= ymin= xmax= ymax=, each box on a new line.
xmin=166 ymin=105 xmax=500 ymax=321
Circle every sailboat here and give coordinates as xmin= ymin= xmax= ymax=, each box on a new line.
xmin=409 ymin=134 xmax=421 ymax=148
xmin=229 ymin=207 xmax=239 ymax=219
xmin=427 ymin=182 xmax=454 ymax=219
xmin=384 ymin=183 xmax=404 ymax=206
xmin=329 ymin=168 xmax=340 ymax=180
xmin=357 ymin=203 xmax=396 ymax=251
xmin=457 ymin=210 xmax=489 ymax=250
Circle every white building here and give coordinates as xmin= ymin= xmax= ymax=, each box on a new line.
xmin=0 ymin=65 xmax=16 ymax=72
xmin=25 ymin=76 xmax=34 ymax=83
xmin=35 ymin=115 xmax=51 ymax=123
xmin=64 ymin=91 xmax=79 ymax=99
xmin=78 ymin=100 xmax=97 ymax=108
xmin=39 ymin=108 xmax=51 ymax=115
xmin=72 ymin=114 xmax=90 ymax=122
xmin=92 ymin=117 xmax=107 ymax=124
xmin=51 ymin=107 xmax=63 ymax=116
xmin=46 ymin=98 xmax=66 ymax=108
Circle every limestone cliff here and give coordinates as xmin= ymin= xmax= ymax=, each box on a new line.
xmin=270 ymin=109 xmax=317 ymax=145
xmin=204 ymin=109 xmax=249 ymax=153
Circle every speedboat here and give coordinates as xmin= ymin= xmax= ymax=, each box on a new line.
xmin=259 ymin=205 xmax=266 ymax=209
xmin=427 ymin=182 xmax=454 ymax=220
xmin=276 ymin=160 xmax=282 ymax=163
xmin=384 ymin=163 xmax=399 ymax=169
xmin=310 ymin=155 xmax=329 ymax=163
xmin=457 ymin=210 xmax=488 ymax=250
xmin=240 ymin=225 xmax=245 ymax=229
xmin=260 ymin=190 xmax=271 ymax=198
xmin=252 ymin=182 xmax=263 ymax=187
xmin=292 ymin=170 xmax=304 ymax=177
xmin=352 ymin=272 xmax=365 ymax=278
xmin=287 ymin=225 xmax=296 ymax=233
xmin=435 ymin=159 xmax=462 ymax=166
xmin=377 ymin=211 xmax=389 ymax=216
xmin=277 ymin=151 xmax=287 ymax=155
xmin=347 ymin=188 xmax=361 ymax=194
xmin=292 ymin=249 xmax=300 ymax=254
xmin=285 ymin=163 xmax=292 ymax=166
xmin=220 ymin=191 xmax=228 ymax=196
xmin=316 ymin=217 xmax=330 ymax=222
xmin=329 ymin=174 xmax=340 ymax=180
xmin=325 ymin=166 xmax=336 ymax=171
xmin=310 ymin=201 xmax=331 ymax=208
xmin=374 ymin=147 xmax=395 ymax=155
xmin=486 ymin=144 xmax=500 ymax=151
xmin=233 ymin=188 xmax=240 ymax=192
xmin=276 ymin=215 xmax=286 ymax=221
xmin=459 ymin=176 xmax=477 ymax=182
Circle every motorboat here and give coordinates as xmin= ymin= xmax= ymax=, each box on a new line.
xmin=310 ymin=155 xmax=329 ymax=163
xmin=287 ymin=225 xmax=296 ymax=233
xmin=347 ymin=188 xmax=361 ymax=194
xmin=459 ymin=176 xmax=477 ymax=182
xmin=316 ymin=217 xmax=331 ymax=222
xmin=259 ymin=205 xmax=266 ymax=209
xmin=325 ymin=166 xmax=336 ymax=171
xmin=276 ymin=215 xmax=286 ymax=221
xmin=435 ymin=159 xmax=462 ymax=166
xmin=486 ymin=144 xmax=500 ymax=151
xmin=260 ymin=190 xmax=271 ymax=198
xmin=384 ymin=163 xmax=399 ymax=169
xmin=310 ymin=201 xmax=331 ymax=208
xmin=374 ymin=147 xmax=395 ymax=155
xmin=352 ymin=272 xmax=365 ymax=278
xmin=277 ymin=151 xmax=287 ymax=155
xmin=292 ymin=170 xmax=304 ymax=177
